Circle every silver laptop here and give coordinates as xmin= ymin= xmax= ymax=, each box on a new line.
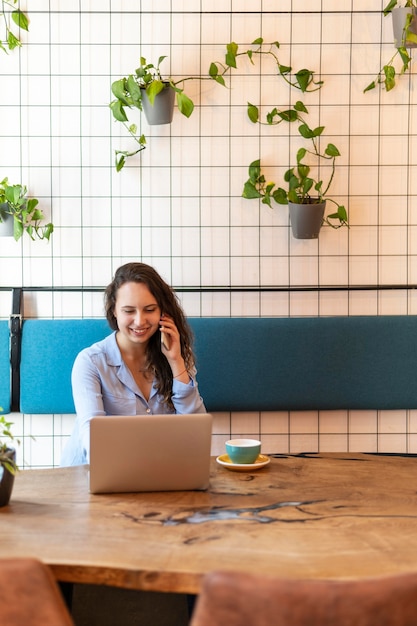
xmin=89 ymin=413 xmax=213 ymax=494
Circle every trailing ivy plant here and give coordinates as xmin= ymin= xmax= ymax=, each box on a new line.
xmin=110 ymin=55 xmax=195 ymax=171
xmin=209 ymin=38 xmax=323 ymax=93
xmin=0 ymin=0 xmax=29 ymax=52
xmin=364 ymin=0 xmax=417 ymax=93
xmin=0 ymin=178 xmax=54 ymax=241
xmin=241 ymin=103 xmax=347 ymax=228
xmin=0 ymin=414 xmax=19 ymax=474
xmin=110 ymin=38 xmax=322 ymax=171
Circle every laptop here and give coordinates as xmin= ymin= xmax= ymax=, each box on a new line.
xmin=89 ymin=413 xmax=213 ymax=494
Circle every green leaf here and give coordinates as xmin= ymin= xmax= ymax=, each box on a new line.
xmin=261 ymin=195 xmax=272 ymax=208
xmin=44 ymin=223 xmax=54 ymax=240
xmin=278 ymin=63 xmax=291 ymax=76
xmin=288 ymin=173 xmax=300 ymax=190
xmin=252 ymin=37 xmax=263 ymax=45
xmin=298 ymin=123 xmax=314 ymax=139
xmin=296 ymin=147 xmax=307 ymax=163
xmin=298 ymin=165 xmax=310 ymax=179
xmin=302 ymin=178 xmax=314 ymax=194
xmin=383 ymin=65 xmax=396 ymax=91
xmin=209 ymin=62 xmax=218 ymax=78
xmin=242 ymin=180 xmax=262 ymax=199
xmin=284 ymin=168 xmax=294 ymax=183
xmin=405 ymin=31 xmax=417 ymax=46
xmin=363 ymin=80 xmax=376 ymax=93
xmin=266 ymin=108 xmax=278 ymax=124
xmin=295 ymin=68 xmax=313 ymax=92
xmin=177 ymin=92 xmax=194 ymax=118
xmin=110 ymin=100 xmax=128 ymax=122
xmin=288 ymin=190 xmax=300 ymax=203
xmin=248 ymin=159 xmax=261 ymax=183
xmin=294 ymin=100 xmax=308 ymax=113
xmin=13 ymin=219 xmax=23 ymax=242
xmin=247 ymin=103 xmax=259 ymax=123
xmin=279 ymin=109 xmax=299 ymax=123
xmin=226 ymin=42 xmax=238 ymax=68
xmin=7 ymin=32 xmax=20 ymax=50
xmin=146 ymin=80 xmax=164 ymax=105
xmin=12 ymin=9 xmax=29 ymax=32
xmin=116 ymin=154 xmax=126 ymax=172
xmin=325 ymin=143 xmax=340 ymax=157
xmin=399 ymin=46 xmax=412 ymax=72
xmin=383 ymin=0 xmax=397 ymax=15
xmin=337 ymin=205 xmax=348 ymax=222
xmin=273 ymin=188 xmax=288 ymax=205
xmin=111 ymin=79 xmax=128 ymax=101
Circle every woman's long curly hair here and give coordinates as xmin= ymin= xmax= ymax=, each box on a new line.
xmin=104 ymin=262 xmax=195 ymax=409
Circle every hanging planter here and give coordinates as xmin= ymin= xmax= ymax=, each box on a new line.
xmin=0 ymin=204 xmax=14 ymax=237
xmin=288 ymin=200 xmax=326 ymax=240
xmin=0 ymin=448 xmax=16 ymax=507
xmin=140 ymin=83 xmax=175 ymax=125
xmin=110 ymin=55 xmax=195 ymax=171
xmin=392 ymin=6 xmax=417 ymax=48
xmin=0 ymin=415 xmax=19 ymax=508
xmin=0 ymin=179 xmax=53 ymax=241
xmin=364 ymin=2 xmax=417 ymax=93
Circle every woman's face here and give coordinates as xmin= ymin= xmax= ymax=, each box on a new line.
xmin=113 ymin=281 xmax=161 ymax=348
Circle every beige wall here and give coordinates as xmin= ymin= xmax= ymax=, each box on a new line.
xmin=1 ymin=1 xmax=416 ymax=467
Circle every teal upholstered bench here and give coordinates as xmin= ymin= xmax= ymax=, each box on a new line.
xmin=0 ymin=321 xmax=10 ymax=413
xmin=14 ymin=315 xmax=417 ymax=414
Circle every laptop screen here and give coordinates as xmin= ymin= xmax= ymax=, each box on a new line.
xmin=89 ymin=413 xmax=213 ymax=494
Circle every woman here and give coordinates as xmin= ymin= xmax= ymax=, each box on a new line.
xmin=61 ymin=262 xmax=206 ymax=466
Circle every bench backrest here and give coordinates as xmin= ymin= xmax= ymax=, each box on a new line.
xmin=0 ymin=321 xmax=10 ymax=413
xmin=16 ymin=316 xmax=417 ymax=414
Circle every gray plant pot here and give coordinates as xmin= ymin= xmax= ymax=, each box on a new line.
xmin=392 ymin=7 xmax=417 ymax=48
xmin=141 ymin=83 xmax=175 ymax=125
xmin=0 ymin=204 xmax=14 ymax=237
xmin=288 ymin=200 xmax=326 ymax=240
xmin=0 ymin=449 xmax=16 ymax=507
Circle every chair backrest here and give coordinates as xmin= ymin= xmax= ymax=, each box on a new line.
xmin=190 ymin=570 xmax=417 ymax=626
xmin=0 ymin=558 xmax=74 ymax=626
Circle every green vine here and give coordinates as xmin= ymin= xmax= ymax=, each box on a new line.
xmin=364 ymin=0 xmax=417 ymax=93
xmin=110 ymin=38 xmax=322 ymax=170
xmin=0 ymin=0 xmax=29 ymax=52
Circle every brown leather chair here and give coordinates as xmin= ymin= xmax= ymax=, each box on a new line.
xmin=190 ymin=570 xmax=417 ymax=626
xmin=0 ymin=558 xmax=74 ymax=626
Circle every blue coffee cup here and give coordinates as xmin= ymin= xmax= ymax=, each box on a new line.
xmin=225 ymin=438 xmax=261 ymax=464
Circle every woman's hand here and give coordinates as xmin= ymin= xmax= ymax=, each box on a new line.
xmin=160 ymin=314 xmax=189 ymax=382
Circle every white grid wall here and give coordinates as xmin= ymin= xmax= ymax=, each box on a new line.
xmin=1 ymin=0 xmax=417 ymax=467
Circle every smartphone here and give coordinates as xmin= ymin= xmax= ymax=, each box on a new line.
xmin=161 ymin=330 xmax=171 ymax=351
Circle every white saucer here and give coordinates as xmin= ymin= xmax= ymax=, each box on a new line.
xmin=216 ymin=453 xmax=270 ymax=472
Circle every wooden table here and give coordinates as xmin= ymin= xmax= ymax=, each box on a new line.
xmin=1 ymin=453 xmax=417 ymax=594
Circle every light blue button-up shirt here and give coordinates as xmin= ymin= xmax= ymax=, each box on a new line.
xmin=60 ymin=332 xmax=206 ymax=466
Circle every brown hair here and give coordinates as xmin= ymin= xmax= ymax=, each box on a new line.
xmin=104 ymin=262 xmax=195 ymax=407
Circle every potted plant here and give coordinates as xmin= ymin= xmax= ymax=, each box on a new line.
xmin=0 ymin=178 xmax=54 ymax=241
xmin=110 ymin=39 xmax=322 ymax=172
xmin=242 ymin=102 xmax=348 ymax=239
xmin=0 ymin=413 xmax=19 ymax=507
xmin=110 ymin=55 xmax=195 ymax=171
xmin=0 ymin=0 xmax=29 ymax=52
xmin=364 ymin=1 xmax=417 ymax=93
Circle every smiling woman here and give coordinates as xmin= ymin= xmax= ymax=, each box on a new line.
xmin=60 ymin=262 xmax=206 ymax=467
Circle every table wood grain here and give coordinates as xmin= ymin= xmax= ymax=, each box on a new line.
xmin=1 ymin=453 xmax=417 ymax=594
